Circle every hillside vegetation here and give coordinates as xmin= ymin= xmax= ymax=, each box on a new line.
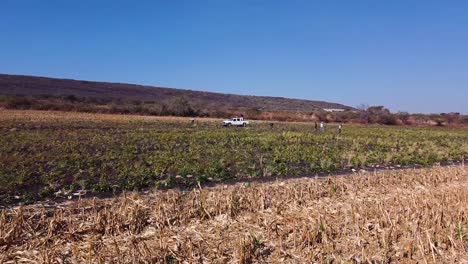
xmin=2 ymin=74 xmax=466 ymax=125
xmin=0 ymin=73 xmax=352 ymax=117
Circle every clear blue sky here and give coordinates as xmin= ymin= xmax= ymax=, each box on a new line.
xmin=1 ymin=1 xmax=467 ymax=113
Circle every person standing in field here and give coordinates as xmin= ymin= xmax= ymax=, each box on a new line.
xmin=338 ymin=123 xmax=343 ymax=134
xmin=320 ymin=121 xmax=324 ymax=132
xmin=314 ymin=122 xmax=318 ymax=131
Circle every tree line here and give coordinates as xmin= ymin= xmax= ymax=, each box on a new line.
xmin=1 ymin=94 xmax=466 ymax=126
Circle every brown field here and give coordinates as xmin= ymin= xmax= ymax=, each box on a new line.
xmin=0 ymin=109 xmax=222 ymax=124
xmin=0 ymin=109 xmax=330 ymax=128
xmin=0 ymin=109 xmax=333 ymax=125
xmin=1 ymin=165 xmax=467 ymax=263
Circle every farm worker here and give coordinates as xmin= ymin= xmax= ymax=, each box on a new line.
xmin=338 ymin=123 xmax=343 ymax=134
xmin=314 ymin=122 xmax=318 ymax=131
xmin=320 ymin=122 xmax=324 ymax=131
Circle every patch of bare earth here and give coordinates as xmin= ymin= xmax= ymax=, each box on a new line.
xmin=1 ymin=166 xmax=467 ymax=263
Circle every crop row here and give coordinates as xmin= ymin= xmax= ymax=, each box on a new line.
xmin=0 ymin=115 xmax=467 ymax=203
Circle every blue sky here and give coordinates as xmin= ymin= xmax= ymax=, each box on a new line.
xmin=1 ymin=1 xmax=467 ymax=113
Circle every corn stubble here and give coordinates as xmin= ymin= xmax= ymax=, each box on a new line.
xmin=1 ymin=166 xmax=467 ymax=263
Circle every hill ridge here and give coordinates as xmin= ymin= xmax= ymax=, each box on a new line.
xmin=0 ymin=73 xmax=353 ymax=113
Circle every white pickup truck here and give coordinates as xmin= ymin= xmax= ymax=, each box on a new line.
xmin=222 ymin=117 xmax=249 ymax=127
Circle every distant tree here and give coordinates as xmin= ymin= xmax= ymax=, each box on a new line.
xmin=111 ymin=98 xmax=123 ymax=106
xmin=461 ymin=115 xmax=468 ymax=125
xmin=131 ymin=99 xmax=142 ymax=106
xmin=64 ymin=95 xmax=78 ymax=103
xmin=246 ymin=107 xmax=262 ymax=119
xmin=367 ymin=106 xmax=390 ymax=114
xmin=160 ymin=103 xmax=169 ymax=116
xmin=168 ymin=97 xmax=196 ymax=117
xmin=365 ymin=106 xmax=395 ymax=124
xmin=356 ymin=103 xmax=369 ymax=111
xmin=313 ymin=110 xmax=327 ymax=122
xmin=435 ymin=119 xmax=445 ymax=126
xmin=5 ymin=97 xmax=32 ymax=110
xmin=442 ymin=112 xmax=460 ymax=124
xmin=379 ymin=114 xmax=398 ymax=125
xmin=396 ymin=111 xmax=410 ymax=124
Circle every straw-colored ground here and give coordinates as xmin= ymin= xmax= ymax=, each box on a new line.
xmin=0 ymin=109 xmax=223 ymax=124
xmin=1 ymin=165 xmax=467 ymax=263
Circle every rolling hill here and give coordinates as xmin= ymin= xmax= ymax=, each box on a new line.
xmin=0 ymin=74 xmax=352 ymax=113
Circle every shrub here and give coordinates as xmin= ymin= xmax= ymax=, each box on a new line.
xmin=435 ymin=119 xmax=445 ymax=126
xmin=5 ymin=97 xmax=32 ymax=109
xmin=167 ymin=97 xmax=197 ymax=117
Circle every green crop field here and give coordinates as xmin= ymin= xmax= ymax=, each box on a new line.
xmin=1 ymin=110 xmax=467 ymax=204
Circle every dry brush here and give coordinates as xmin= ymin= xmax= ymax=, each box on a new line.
xmin=0 ymin=165 xmax=467 ymax=263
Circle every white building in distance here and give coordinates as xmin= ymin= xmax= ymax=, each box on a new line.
xmin=323 ymin=108 xmax=345 ymax=112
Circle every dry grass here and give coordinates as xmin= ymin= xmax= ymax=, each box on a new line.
xmin=0 ymin=109 xmax=222 ymax=124
xmin=0 ymin=109 xmax=329 ymax=126
xmin=1 ymin=165 xmax=467 ymax=263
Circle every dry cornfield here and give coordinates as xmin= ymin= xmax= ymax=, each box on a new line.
xmin=0 ymin=109 xmax=223 ymax=124
xmin=0 ymin=165 xmax=467 ymax=263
